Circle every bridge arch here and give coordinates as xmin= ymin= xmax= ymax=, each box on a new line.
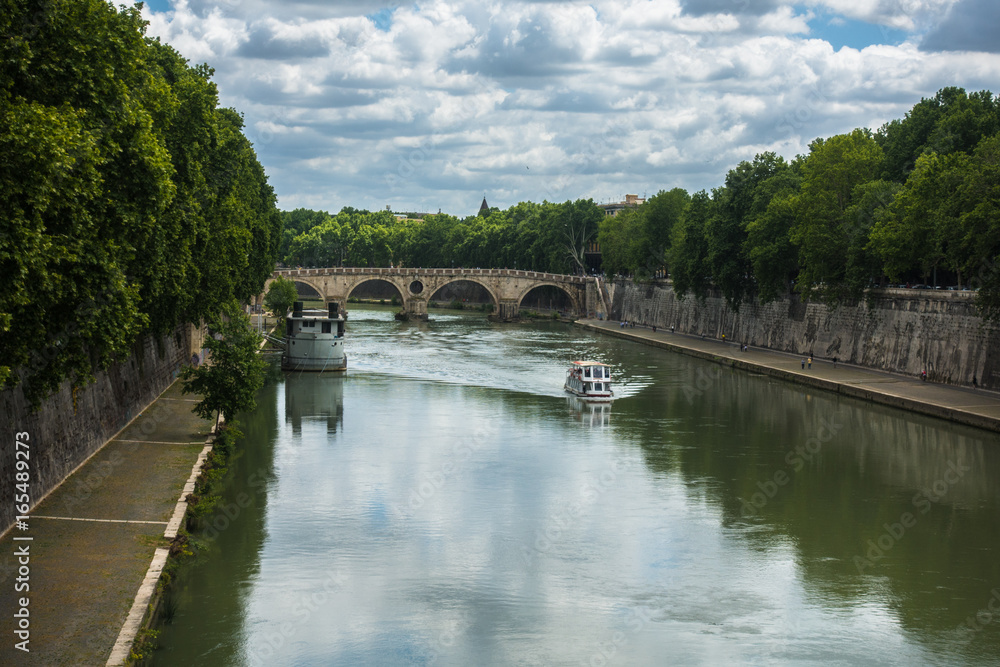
xmin=427 ymin=278 xmax=500 ymax=312
xmin=344 ymin=278 xmax=406 ymax=305
xmin=291 ymin=280 xmax=324 ymax=300
xmin=516 ymin=282 xmax=580 ymax=314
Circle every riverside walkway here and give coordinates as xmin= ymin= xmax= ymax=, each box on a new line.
xmin=0 ymin=381 xmax=215 ymax=666
xmin=579 ymin=319 xmax=1000 ymax=433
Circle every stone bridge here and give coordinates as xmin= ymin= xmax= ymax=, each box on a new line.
xmin=261 ymin=267 xmax=608 ymax=321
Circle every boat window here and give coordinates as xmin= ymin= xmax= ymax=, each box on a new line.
xmin=322 ymin=322 xmax=332 ymax=334
xmin=584 ymin=368 xmax=591 ymax=378
xmin=594 ymin=383 xmax=603 ymax=392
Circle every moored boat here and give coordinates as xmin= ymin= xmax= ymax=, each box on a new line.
xmin=283 ymin=301 xmax=347 ymax=372
xmin=564 ymin=360 xmax=613 ymax=400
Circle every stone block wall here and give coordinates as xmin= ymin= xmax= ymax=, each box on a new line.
xmin=612 ymin=280 xmax=1000 ymax=390
xmin=0 ymin=322 xmax=206 ymax=534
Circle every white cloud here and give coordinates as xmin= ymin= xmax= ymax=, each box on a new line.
xmin=142 ymin=0 xmax=1000 ymax=215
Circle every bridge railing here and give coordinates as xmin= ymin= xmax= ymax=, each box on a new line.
xmin=274 ymin=267 xmax=590 ymax=283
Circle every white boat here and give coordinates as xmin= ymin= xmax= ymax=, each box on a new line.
xmin=564 ymin=361 xmax=613 ymax=400
xmin=282 ymin=302 xmax=347 ymax=372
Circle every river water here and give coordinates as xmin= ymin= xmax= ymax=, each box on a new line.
xmin=151 ymin=306 xmax=1000 ymax=666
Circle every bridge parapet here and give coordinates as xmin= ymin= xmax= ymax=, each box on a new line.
xmin=265 ymin=267 xmax=600 ymax=321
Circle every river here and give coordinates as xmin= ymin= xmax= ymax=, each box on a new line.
xmin=151 ymin=306 xmax=1000 ymax=666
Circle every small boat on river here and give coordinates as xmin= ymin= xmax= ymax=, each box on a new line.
xmin=564 ymin=361 xmax=613 ymax=401
xmin=283 ymin=301 xmax=347 ymax=372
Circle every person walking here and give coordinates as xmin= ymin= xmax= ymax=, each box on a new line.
xmin=807 ymin=356 xmax=812 ymax=369
xmin=801 ymin=358 xmax=805 ymax=370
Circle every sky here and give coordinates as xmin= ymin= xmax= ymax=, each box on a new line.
xmin=139 ymin=0 xmax=1000 ymax=217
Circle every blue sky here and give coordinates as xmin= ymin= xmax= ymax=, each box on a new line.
xmin=140 ymin=0 xmax=1000 ymax=216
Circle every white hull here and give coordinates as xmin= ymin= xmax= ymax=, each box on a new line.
xmin=564 ymin=361 xmax=614 ymax=401
xmin=283 ymin=306 xmax=347 ymax=372
xmin=563 ymin=383 xmax=613 ymax=401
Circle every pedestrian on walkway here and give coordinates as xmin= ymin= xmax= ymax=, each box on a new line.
xmin=833 ymin=356 xmax=838 ymax=368
xmin=801 ymin=358 xmax=805 ymax=369
xmin=921 ymin=369 xmax=927 ymax=381
xmin=807 ymin=356 xmax=812 ymax=369
xmin=973 ymin=374 xmax=978 ymax=389
xmin=671 ymin=325 xmax=674 ymax=334
xmin=652 ymin=325 xmax=656 ymax=333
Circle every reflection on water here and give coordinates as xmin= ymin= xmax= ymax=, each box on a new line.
xmin=151 ymin=306 xmax=1000 ymax=666
xmin=567 ymin=396 xmax=612 ymax=428
xmin=284 ymin=371 xmax=344 ymax=435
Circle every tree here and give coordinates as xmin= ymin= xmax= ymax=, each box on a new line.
xmin=597 ymin=207 xmax=643 ymax=278
xmin=790 ymin=129 xmax=884 ymax=302
xmin=263 ymin=276 xmax=298 ymax=320
xmin=870 ymin=153 xmax=965 ymax=286
xmin=180 ymin=302 xmax=266 ymax=427
xmin=556 ymin=199 xmax=603 ymax=274
xmin=707 ymin=153 xmax=789 ymax=309
xmin=638 ymin=188 xmax=689 ymax=278
xmin=669 ymin=190 xmax=714 ymax=300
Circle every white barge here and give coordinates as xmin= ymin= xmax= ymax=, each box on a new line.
xmin=564 ymin=360 xmax=613 ymax=401
xmin=282 ymin=301 xmax=347 ymax=372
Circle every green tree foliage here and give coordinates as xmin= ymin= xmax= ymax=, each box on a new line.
xmin=706 ymin=153 xmax=790 ymax=309
xmin=668 ymin=190 xmax=714 ymax=300
xmin=263 ymin=277 xmax=298 ymax=320
xmin=0 ymin=1 xmax=281 ymax=405
xmin=877 ymin=87 xmax=999 ymax=183
xmin=597 ymin=208 xmax=644 ymax=278
xmin=744 ymin=159 xmax=802 ymax=303
xmin=957 ymin=135 xmax=1000 ymax=320
xmin=870 ymin=153 xmax=965 ymax=285
xmin=790 ymin=129 xmax=884 ymax=302
xmin=282 ymin=200 xmax=602 ymax=274
xmin=180 ymin=302 xmax=266 ymax=426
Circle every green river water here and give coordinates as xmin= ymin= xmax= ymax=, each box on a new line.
xmin=150 ymin=306 xmax=1000 ymax=666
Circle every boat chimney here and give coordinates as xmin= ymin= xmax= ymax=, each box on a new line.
xmin=293 ymin=301 xmax=303 ymax=315
xmin=328 ymin=302 xmax=338 ymax=318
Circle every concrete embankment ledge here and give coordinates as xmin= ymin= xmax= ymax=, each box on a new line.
xmin=577 ymin=319 xmax=1000 ymax=434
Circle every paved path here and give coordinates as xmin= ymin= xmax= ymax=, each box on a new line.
xmin=579 ymin=319 xmax=1000 ymax=433
xmin=0 ymin=381 xmax=215 ymax=666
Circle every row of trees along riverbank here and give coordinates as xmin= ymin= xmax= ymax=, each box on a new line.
xmin=280 ymin=87 xmax=1000 ymax=323
xmin=1 ymin=1 xmax=282 ymax=406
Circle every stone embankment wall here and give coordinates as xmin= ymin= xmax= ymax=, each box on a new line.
xmin=0 ymin=323 xmax=207 ymax=534
xmin=610 ymin=280 xmax=1000 ymax=390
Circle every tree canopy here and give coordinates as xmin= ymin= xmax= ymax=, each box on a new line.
xmin=1 ymin=0 xmax=282 ymax=405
